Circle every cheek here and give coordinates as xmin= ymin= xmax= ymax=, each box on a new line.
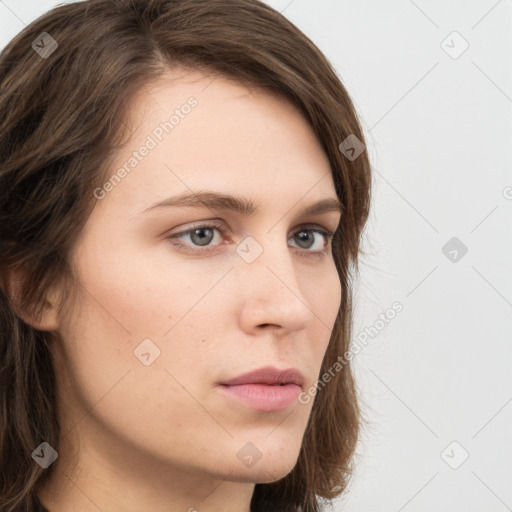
xmin=58 ymin=240 xmax=227 ymax=399
xmin=306 ymin=260 xmax=342 ymax=325
xmin=70 ymin=235 xmax=219 ymax=339
xmin=54 ymin=257 xmax=223 ymax=460
xmin=308 ymin=264 xmax=342 ymax=357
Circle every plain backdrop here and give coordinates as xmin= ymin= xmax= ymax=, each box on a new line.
xmin=1 ymin=1 xmax=511 ymax=511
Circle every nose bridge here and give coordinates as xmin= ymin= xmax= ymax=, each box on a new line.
xmin=234 ymin=231 xmax=313 ymax=328
xmin=239 ymin=230 xmax=296 ymax=289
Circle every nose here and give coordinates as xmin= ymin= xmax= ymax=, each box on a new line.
xmin=235 ymin=235 xmax=315 ymax=335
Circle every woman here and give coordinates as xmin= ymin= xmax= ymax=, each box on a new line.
xmin=0 ymin=0 xmax=372 ymax=510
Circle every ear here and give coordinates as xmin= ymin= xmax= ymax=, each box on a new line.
xmin=1 ymin=265 xmax=60 ymax=332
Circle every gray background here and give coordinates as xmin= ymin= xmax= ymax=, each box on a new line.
xmin=1 ymin=1 xmax=511 ymax=510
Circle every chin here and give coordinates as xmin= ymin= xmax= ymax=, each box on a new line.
xmin=253 ymin=461 xmax=297 ymax=483
xmin=225 ymin=460 xmax=298 ymax=484
xmin=224 ymin=442 xmax=301 ymax=484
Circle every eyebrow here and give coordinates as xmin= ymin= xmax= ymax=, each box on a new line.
xmin=137 ymin=191 xmax=344 ymax=218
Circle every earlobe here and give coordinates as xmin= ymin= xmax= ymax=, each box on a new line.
xmin=33 ymin=296 xmax=60 ymax=332
xmin=1 ymin=265 xmax=60 ymax=332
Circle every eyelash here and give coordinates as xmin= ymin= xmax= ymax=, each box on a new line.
xmin=166 ymin=220 xmax=335 ymax=259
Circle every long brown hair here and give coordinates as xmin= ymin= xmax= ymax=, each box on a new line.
xmin=0 ymin=1 xmax=372 ymax=510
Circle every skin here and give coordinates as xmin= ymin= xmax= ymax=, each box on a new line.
xmin=26 ymin=67 xmax=343 ymax=512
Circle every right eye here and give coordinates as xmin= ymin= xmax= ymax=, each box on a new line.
xmin=165 ymin=220 xmax=230 ymax=254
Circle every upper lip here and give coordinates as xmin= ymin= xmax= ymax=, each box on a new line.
xmin=219 ymin=366 xmax=305 ymax=388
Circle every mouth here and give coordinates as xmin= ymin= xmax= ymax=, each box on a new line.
xmin=217 ymin=366 xmax=305 ymax=412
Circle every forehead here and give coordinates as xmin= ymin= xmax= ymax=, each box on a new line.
xmin=94 ymin=66 xmax=336 ymax=220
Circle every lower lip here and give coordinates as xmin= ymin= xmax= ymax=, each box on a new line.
xmin=218 ymin=383 xmax=302 ymax=412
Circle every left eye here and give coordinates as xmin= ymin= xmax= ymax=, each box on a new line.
xmin=166 ymin=221 xmax=334 ymax=256
xmin=289 ymin=227 xmax=332 ymax=251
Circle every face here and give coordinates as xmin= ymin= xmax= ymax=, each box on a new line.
xmin=51 ymin=67 xmax=342 ymax=488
